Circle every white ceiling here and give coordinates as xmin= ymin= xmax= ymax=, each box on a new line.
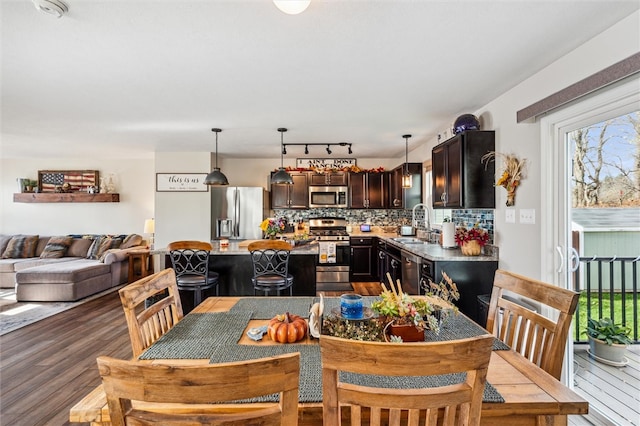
xmin=1 ymin=0 xmax=638 ymax=160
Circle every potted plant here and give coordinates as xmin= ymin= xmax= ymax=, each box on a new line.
xmin=454 ymin=224 xmax=489 ymax=256
xmin=584 ymin=317 xmax=632 ymax=365
xmin=259 ymin=217 xmax=286 ymax=239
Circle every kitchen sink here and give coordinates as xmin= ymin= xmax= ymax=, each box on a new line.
xmin=392 ymin=237 xmax=425 ymax=244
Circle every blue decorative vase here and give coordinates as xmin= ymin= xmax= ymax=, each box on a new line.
xmin=453 ymin=114 xmax=481 ymax=134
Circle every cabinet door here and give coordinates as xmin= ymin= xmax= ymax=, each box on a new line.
xmin=389 ymin=168 xmax=403 ymax=208
xmin=432 ymin=145 xmax=447 ymax=208
xmin=350 ymin=238 xmax=375 ymax=281
xmin=271 ymin=174 xmax=290 ymax=209
xmin=288 ymin=173 xmax=309 ymax=208
xmin=349 ymin=173 xmax=367 ymax=208
xmin=367 ymin=172 xmax=386 ymax=209
xmin=445 ymin=137 xmax=462 ymax=207
xmin=328 ymin=171 xmax=348 ymax=186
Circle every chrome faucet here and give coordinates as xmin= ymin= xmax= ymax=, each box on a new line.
xmin=411 ymin=203 xmax=431 ymax=233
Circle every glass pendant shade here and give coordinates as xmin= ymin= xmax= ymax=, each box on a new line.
xmin=402 ymin=134 xmax=413 ymax=188
xmin=205 ymin=128 xmax=229 ymax=185
xmin=273 ymin=128 xmax=294 ymax=185
xmin=402 ymin=173 xmax=413 ymax=188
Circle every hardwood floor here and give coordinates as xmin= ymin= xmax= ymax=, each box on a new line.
xmin=0 ymin=291 xmax=131 ymax=426
xmin=0 ymin=283 xmax=381 ymax=425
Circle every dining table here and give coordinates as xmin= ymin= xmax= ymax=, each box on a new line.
xmin=69 ymin=296 xmax=588 ymax=425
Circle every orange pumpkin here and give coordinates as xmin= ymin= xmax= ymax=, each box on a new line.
xmin=268 ymin=312 xmax=307 ymax=343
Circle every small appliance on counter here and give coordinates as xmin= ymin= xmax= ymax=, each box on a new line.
xmin=400 ymin=226 xmax=415 ymax=236
xmin=360 ymin=224 xmax=371 ymax=232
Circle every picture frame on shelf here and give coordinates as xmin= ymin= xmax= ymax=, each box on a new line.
xmin=37 ymin=170 xmax=99 ymax=193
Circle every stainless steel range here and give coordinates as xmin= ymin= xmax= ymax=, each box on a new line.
xmin=308 ymin=217 xmax=351 ymax=292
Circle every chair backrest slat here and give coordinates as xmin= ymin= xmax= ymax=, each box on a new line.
xmin=97 ymin=353 xmax=300 ymax=426
xmin=486 ymin=269 xmax=579 ymax=380
xmin=118 ymin=268 xmax=183 ymax=358
xmin=320 ymin=334 xmax=493 ymax=426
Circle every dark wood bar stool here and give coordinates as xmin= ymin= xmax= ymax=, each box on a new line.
xmin=167 ymin=241 xmax=219 ymax=310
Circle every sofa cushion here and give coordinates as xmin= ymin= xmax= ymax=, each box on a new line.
xmin=120 ymin=234 xmax=143 ymax=249
xmin=0 ymin=235 xmax=12 ymax=254
xmin=34 ymin=237 xmax=51 ymax=257
xmin=86 ymin=236 xmax=123 ymax=260
xmin=40 ymin=236 xmax=74 ymax=258
xmin=67 ymin=238 xmax=94 ymax=258
xmin=15 ymin=259 xmax=111 ymax=284
xmin=2 ymin=235 xmax=39 ymax=259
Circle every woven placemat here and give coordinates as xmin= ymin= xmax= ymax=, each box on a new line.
xmin=139 ymin=312 xmax=252 ymax=359
xmin=209 ymin=344 xmax=504 ymax=403
xmin=229 ymin=297 xmax=314 ymax=319
xmin=425 ymin=315 xmax=510 ymax=351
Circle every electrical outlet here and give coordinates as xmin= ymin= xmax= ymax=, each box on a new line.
xmin=505 ymin=209 xmax=515 ymax=223
xmin=519 ymin=209 xmax=535 ymax=224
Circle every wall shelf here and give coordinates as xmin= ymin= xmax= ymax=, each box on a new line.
xmin=13 ymin=193 xmax=120 ymax=203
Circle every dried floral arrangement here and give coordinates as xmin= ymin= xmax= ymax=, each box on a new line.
xmin=482 ymin=151 xmax=526 ymax=206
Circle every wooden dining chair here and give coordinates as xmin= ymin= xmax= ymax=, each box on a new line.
xmin=485 ymin=269 xmax=580 ymax=380
xmin=118 ymin=268 xmax=183 ymax=358
xmin=248 ymin=240 xmax=294 ymax=296
xmin=97 ymin=352 xmax=300 ymax=426
xmin=320 ymin=334 xmax=494 ymax=426
xmin=167 ymin=240 xmax=219 ymax=309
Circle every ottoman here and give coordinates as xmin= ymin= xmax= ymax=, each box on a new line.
xmin=15 ymin=259 xmax=112 ymax=302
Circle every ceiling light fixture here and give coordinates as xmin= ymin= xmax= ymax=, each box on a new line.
xmin=272 ymin=128 xmax=294 ymax=185
xmin=204 ymin=128 xmax=229 ymax=186
xmin=282 ymin=142 xmax=353 ymax=156
xmin=402 ymin=134 xmax=413 ymax=188
xmin=273 ymin=0 xmax=310 ymax=15
xmin=32 ymin=0 xmax=68 ymax=18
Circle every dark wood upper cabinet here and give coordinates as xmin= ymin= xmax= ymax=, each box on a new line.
xmin=309 ymin=171 xmax=348 ymax=186
xmin=389 ymin=163 xmax=422 ymax=209
xmin=349 ymin=172 xmax=386 ymax=209
xmin=270 ymin=172 xmax=309 ymax=209
xmin=432 ymin=130 xmax=495 ymax=209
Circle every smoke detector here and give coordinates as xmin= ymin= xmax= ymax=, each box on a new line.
xmin=32 ymin=0 xmax=69 ymax=18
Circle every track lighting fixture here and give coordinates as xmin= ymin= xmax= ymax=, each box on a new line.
xmin=281 ymin=142 xmax=354 ymax=155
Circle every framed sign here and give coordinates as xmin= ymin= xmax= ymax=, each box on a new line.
xmin=38 ymin=170 xmax=99 ymax=193
xmin=296 ymin=158 xmax=356 ymax=169
xmin=156 ymin=173 xmax=209 ymax=192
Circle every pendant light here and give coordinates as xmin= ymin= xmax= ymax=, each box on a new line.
xmin=272 ymin=128 xmax=294 ymax=185
xmin=204 ymin=128 xmax=229 ymax=185
xmin=273 ymin=0 xmax=310 ymax=15
xmin=402 ymin=134 xmax=413 ymax=189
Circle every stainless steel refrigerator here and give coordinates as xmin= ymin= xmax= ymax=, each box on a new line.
xmin=211 ymin=187 xmax=269 ymax=240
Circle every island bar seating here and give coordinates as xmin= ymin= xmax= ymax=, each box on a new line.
xmin=167 ymin=240 xmax=219 ymax=310
xmin=248 ymin=240 xmax=294 ymax=296
xmin=118 ymin=268 xmax=183 ymax=358
xmin=486 ymin=269 xmax=580 ymax=380
xmin=97 ymin=352 xmax=300 ymax=425
xmin=320 ymin=334 xmax=494 ymax=426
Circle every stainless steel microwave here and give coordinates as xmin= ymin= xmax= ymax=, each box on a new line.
xmin=309 ymin=186 xmax=348 ymax=208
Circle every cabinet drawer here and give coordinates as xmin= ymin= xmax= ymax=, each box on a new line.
xmin=350 ymin=237 xmax=373 ymax=245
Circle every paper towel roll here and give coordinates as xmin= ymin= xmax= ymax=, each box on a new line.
xmin=442 ymin=222 xmax=457 ymax=248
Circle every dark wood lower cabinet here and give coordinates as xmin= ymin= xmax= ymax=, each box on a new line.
xmin=350 ymin=237 xmax=377 ymax=282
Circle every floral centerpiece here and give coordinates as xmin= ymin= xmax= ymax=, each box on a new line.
xmin=423 ymin=271 xmax=460 ymax=324
xmin=455 ymin=224 xmax=489 ymax=256
xmin=371 ymin=274 xmax=438 ymax=342
xmin=260 ymin=217 xmax=286 ymax=239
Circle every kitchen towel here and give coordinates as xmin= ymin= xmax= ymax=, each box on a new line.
xmin=318 ymin=242 xmax=336 ymax=263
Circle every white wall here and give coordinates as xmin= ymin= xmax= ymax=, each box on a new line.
xmin=0 ymin=158 xmax=154 ymax=236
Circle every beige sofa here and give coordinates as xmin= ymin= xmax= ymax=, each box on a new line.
xmin=0 ymin=234 xmax=146 ymax=302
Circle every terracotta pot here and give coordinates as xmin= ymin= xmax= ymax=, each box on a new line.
xmin=461 ymin=240 xmax=481 ymax=256
xmin=388 ymin=323 xmax=425 ymax=342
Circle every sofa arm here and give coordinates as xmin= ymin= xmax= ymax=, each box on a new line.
xmin=101 ymin=246 xmax=146 ymax=265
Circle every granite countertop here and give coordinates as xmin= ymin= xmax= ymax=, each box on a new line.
xmin=153 ymin=240 xmax=319 ymax=256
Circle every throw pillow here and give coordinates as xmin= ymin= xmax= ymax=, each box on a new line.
xmin=0 ymin=235 xmax=12 ymax=254
xmin=39 ymin=236 xmax=74 ymax=259
xmin=120 ymin=234 xmax=143 ymax=249
xmin=86 ymin=236 xmax=123 ymax=260
xmin=67 ymin=238 xmax=94 ymax=258
xmin=1 ymin=235 xmax=39 ymax=259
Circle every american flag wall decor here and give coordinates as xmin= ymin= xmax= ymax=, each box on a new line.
xmin=38 ymin=170 xmax=99 ymax=192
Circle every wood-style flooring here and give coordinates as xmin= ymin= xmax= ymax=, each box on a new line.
xmin=0 ymin=283 xmax=382 ymax=425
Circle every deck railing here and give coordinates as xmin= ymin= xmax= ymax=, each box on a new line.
xmin=572 ymin=255 xmax=640 ymax=344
